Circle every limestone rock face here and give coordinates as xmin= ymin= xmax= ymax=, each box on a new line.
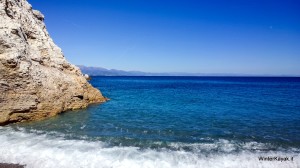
xmin=0 ymin=0 xmax=106 ymax=125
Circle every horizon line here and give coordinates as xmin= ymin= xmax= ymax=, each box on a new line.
xmin=77 ymin=65 xmax=300 ymax=77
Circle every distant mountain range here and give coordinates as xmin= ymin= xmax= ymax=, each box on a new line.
xmin=77 ymin=65 xmax=298 ymax=77
xmin=77 ymin=65 xmax=177 ymax=76
xmin=78 ymin=65 xmax=235 ymax=76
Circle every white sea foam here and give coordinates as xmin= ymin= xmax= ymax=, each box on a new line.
xmin=0 ymin=127 xmax=299 ymax=168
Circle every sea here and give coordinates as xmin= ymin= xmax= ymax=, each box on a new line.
xmin=0 ymin=76 xmax=300 ymax=168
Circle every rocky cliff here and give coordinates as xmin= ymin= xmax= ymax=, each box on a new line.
xmin=0 ymin=0 xmax=106 ymax=125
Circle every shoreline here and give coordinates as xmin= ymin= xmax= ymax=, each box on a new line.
xmin=0 ymin=163 xmax=24 ymax=168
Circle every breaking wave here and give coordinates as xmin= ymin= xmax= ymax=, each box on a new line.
xmin=0 ymin=127 xmax=299 ymax=168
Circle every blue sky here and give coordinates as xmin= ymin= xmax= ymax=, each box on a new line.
xmin=29 ymin=0 xmax=300 ymax=75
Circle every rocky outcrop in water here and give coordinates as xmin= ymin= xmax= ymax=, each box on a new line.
xmin=0 ymin=0 xmax=106 ymax=125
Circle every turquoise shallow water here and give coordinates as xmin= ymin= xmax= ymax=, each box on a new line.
xmin=1 ymin=76 xmax=300 ymax=167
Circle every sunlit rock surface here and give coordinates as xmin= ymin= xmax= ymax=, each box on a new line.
xmin=0 ymin=0 xmax=106 ymax=125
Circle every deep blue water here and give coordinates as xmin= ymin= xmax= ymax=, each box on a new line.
xmin=1 ymin=76 xmax=300 ymax=167
xmin=17 ymin=77 xmax=300 ymax=148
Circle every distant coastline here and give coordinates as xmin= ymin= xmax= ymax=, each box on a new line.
xmin=78 ymin=65 xmax=300 ymax=77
